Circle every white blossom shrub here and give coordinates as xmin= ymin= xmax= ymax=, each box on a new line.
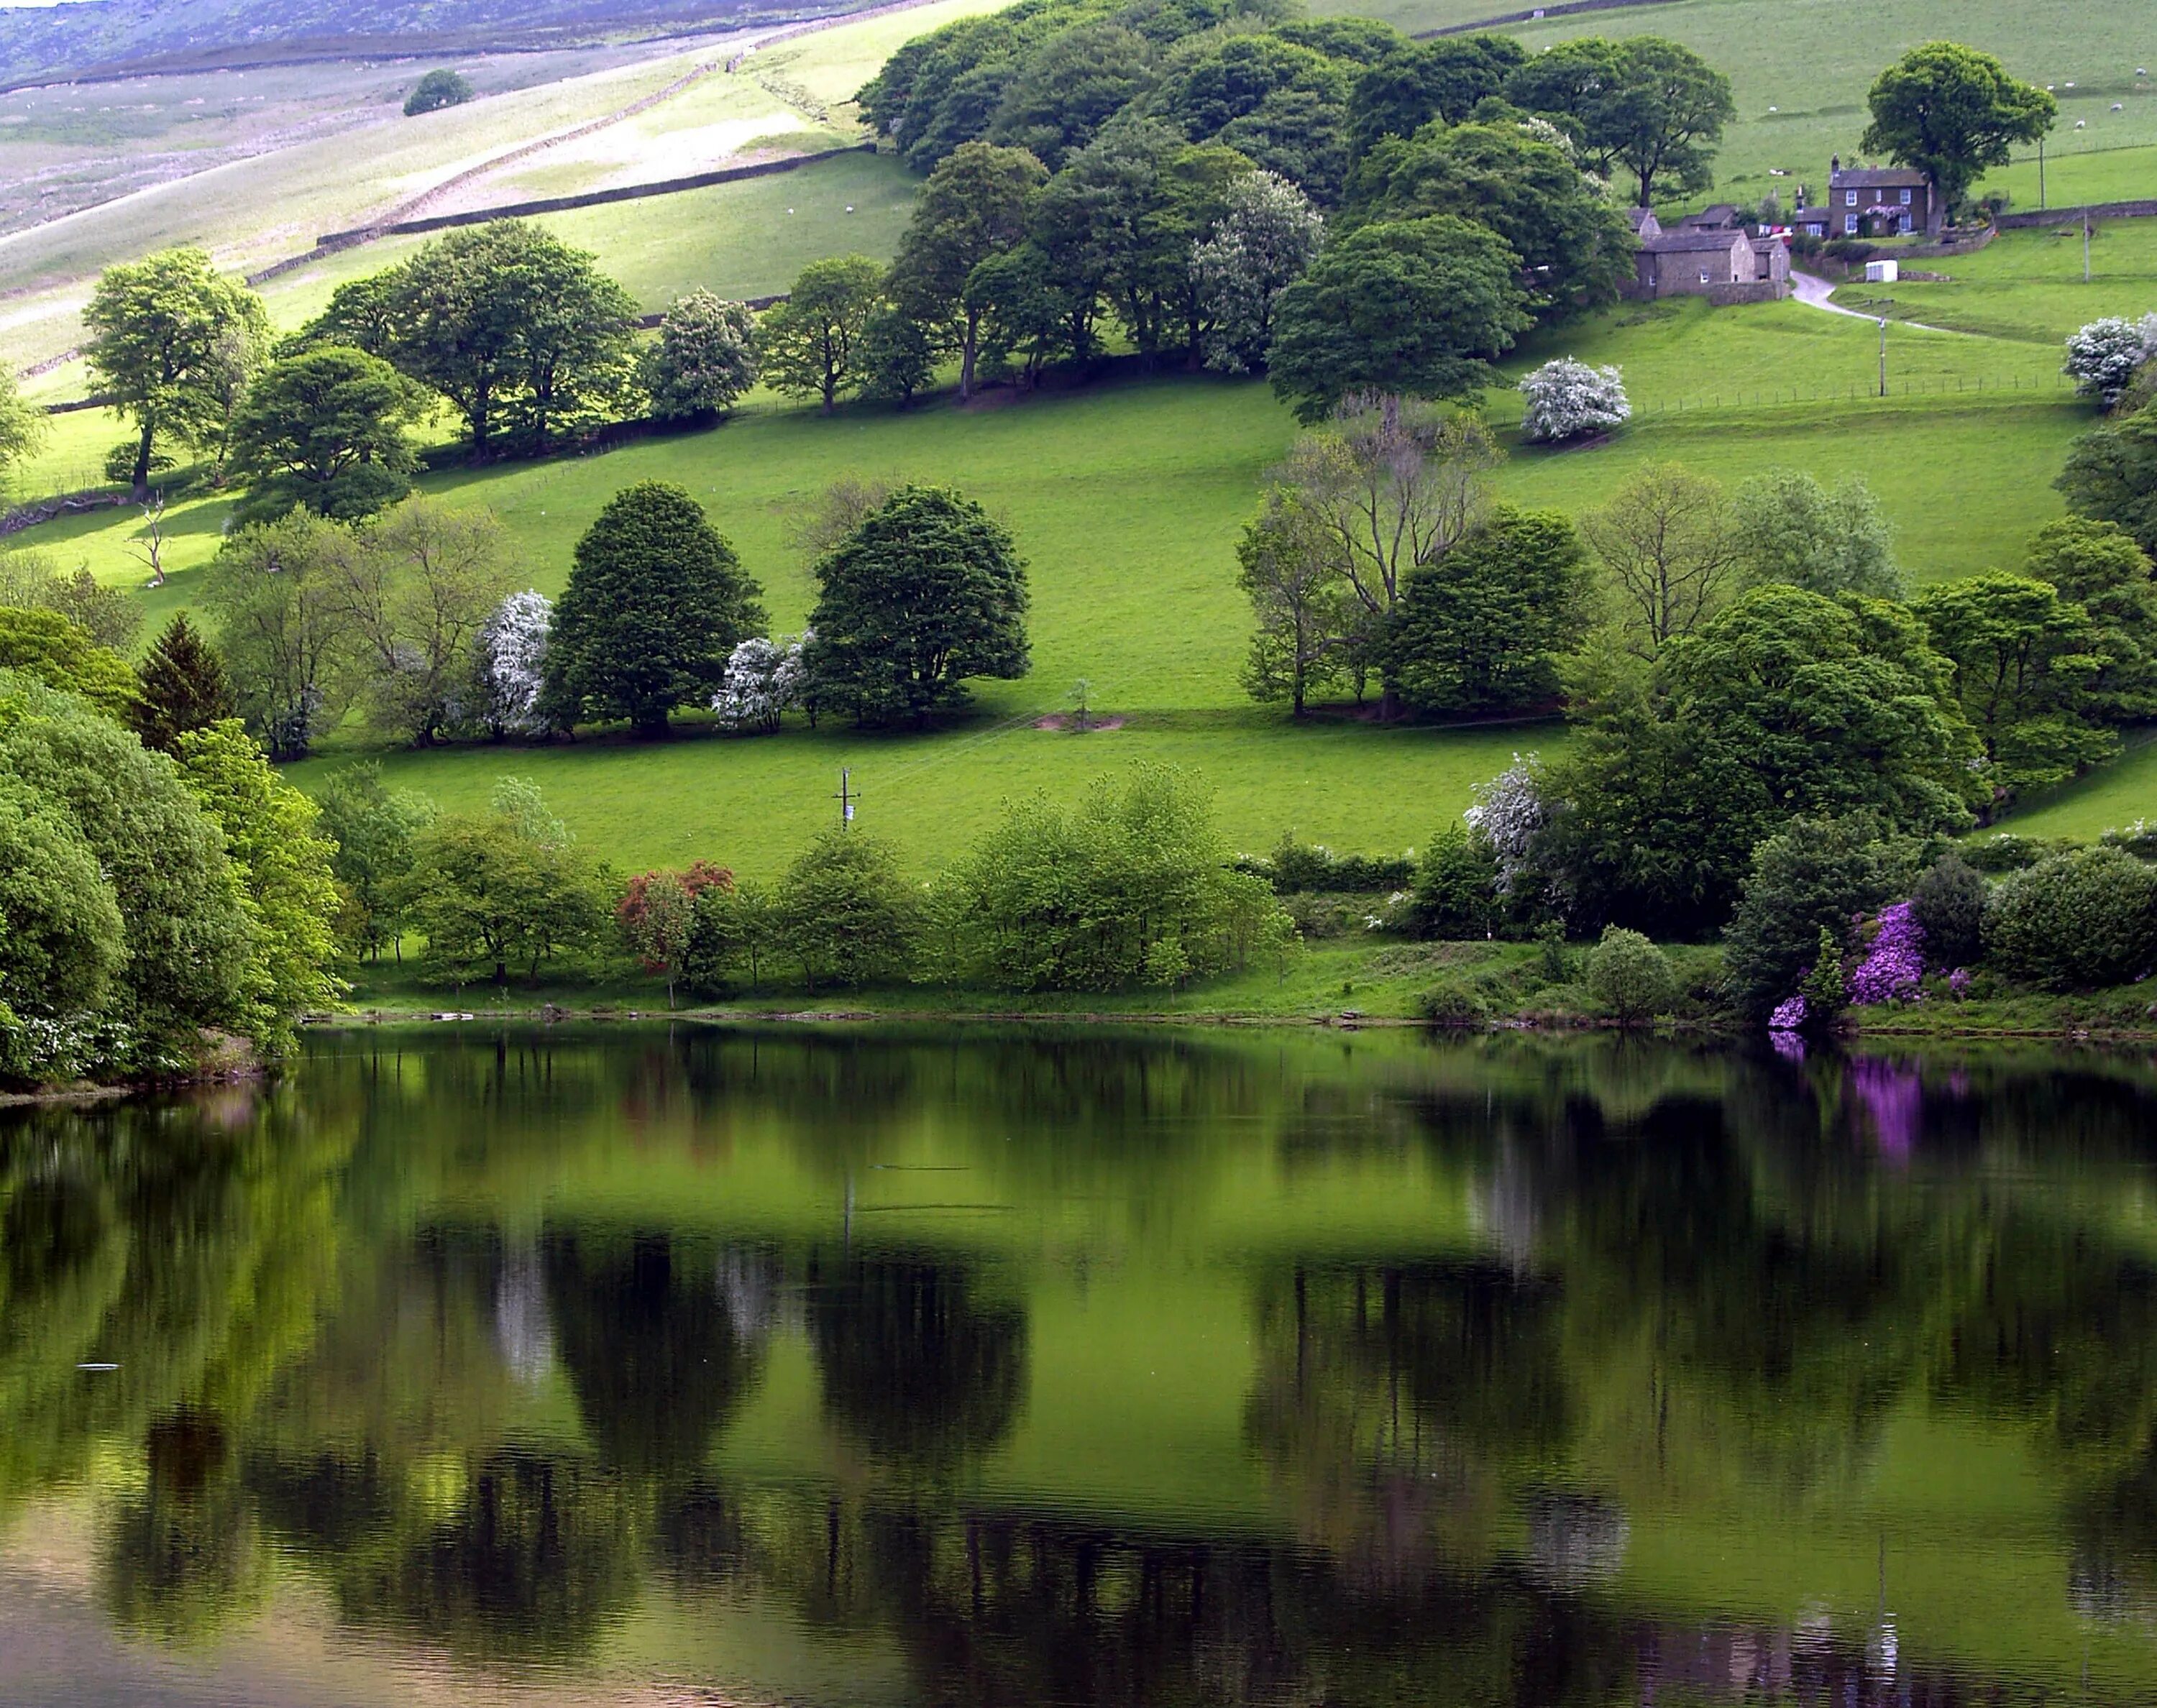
xmin=1193 ymin=171 xmax=1325 ymax=375
xmin=473 ymin=589 xmax=554 ymax=736
xmin=1519 ymin=358 xmax=1631 ymax=443
xmin=1464 ymin=753 xmax=1546 ymax=897
xmin=642 ymin=290 xmax=759 ymax=420
xmin=712 ymin=632 xmax=810 ymax=733
xmin=2063 ymin=314 xmax=2157 ymax=408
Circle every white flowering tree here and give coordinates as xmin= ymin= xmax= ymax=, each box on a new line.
xmin=1519 ymin=358 xmax=1631 ymax=443
xmin=641 ymin=290 xmax=759 ymax=421
xmin=1193 ymin=171 xmax=1324 ymax=375
xmin=472 ymin=589 xmax=554 ymax=737
xmin=2064 ymin=314 xmax=2157 ymax=408
xmin=1463 ymin=753 xmax=1546 ymax=897
xmin=712 ymin=633 xmax=810 ymax=733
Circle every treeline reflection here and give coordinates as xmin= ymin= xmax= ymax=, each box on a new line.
xmin=2 ymin=1028 xmax=2156 ymax=1703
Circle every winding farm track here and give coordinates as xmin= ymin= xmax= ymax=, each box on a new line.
xmin=1790 ymin=268 xmax=1973 ymax=336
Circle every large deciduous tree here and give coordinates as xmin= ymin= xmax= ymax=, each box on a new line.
xmin=1580 ymin=463 xmax=1741 ymax=655
xmin=1265 ymin=393 xmax=1502 ymax=710
xmin=228 ymin=344 xmax=423 ymax=521
xmin=333 ymin=498 xmax=515 ymax=745
xmin=545 ymin=482 xmax=765 ymax=738
xmin=0 ymin=608 xmax=137 ymax=717
xmin=1344 ymin=120 xmax=1634 ymax=318
xmin=84 ymin=247 xmax=269 ymax=495
xmin=1862 ymin=42 xmax=2056 ymax=219
xmin=1266 ymin=215 xmax=1530 ymax=421
xmin=381 ymin=221 xmax=638 ymax=457
xmin=1734 ymin=469 xmax=1904 ymax=600
xmin=641 ymin=290 xmax=759 ymax=422
xmin=1506 ymin=37 xmax=1734 ymax=205
xmin=986 ymin=23 xmax=1155 ymax=169
xmin=1236 ymin=489 xmax=1354 ymax=715
xmin=1386 ymin=505 xmax=1591 ymax=716
xmin=1539 ymin=586 xmax=1983 ymax=935
xmin=0 ymin=365 xmax=47 ymax=495
xmin=1347 ymin=35 xmax=1527 ymax=160
xmin=887 ymin=141 xmax=1046 ymax=398
xmin=1192 ymin=169 xmax=1324 ymax=374
xmin=758 ymin=254 xmax=884 ymax=413
xmin=201 ymin=510 xmax=356 ymax=759
xmin=2058 ymin=403 xmax=2157 ymax=557
xmin=807 ymin=484 xmax=1029 ymax=727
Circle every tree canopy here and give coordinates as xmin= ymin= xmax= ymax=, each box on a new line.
xmin=1504 ymin=36 xmax=1734 ymax=204
xmin=228 ymin=344 xmax=421 ymax=521
xmin=807 ymin=484 xmax=1030 ymax=726
xmin=546 ymin=482 xmax=765 ymax=738
xmin=1266 ymin=215 xmax=1529 ymax=421
xmin=1861 ymin=41 xmax=2056 ymax=216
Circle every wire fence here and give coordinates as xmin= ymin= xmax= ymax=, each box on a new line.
xmin=1621 ymin=369 xmax=2076 ymax=418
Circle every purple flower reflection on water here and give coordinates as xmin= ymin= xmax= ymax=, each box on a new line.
xmin=1851 ymin=1057 xmax=1922 ymax=1162
xmin=1770 ymin=1029 xmax=1808 ymax=1065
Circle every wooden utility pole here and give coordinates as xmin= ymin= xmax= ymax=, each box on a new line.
xmin=1878 ymin=316 xmax=1889 ymax=398
xmin=2038 ymin=136 xmax=2046 ymax=208
xmin=833 ymin=767 xmax=856 ymax=828
xmin=2084 ymin=208 xmax=2092 ymax=283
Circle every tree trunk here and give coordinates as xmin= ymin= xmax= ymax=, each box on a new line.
xmin=959 ymin=312 xmax=980 ymax=401
xmin=131 ymin=421 xmax=155 ymax=499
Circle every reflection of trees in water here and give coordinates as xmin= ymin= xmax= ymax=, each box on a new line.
xmin=808 ymin=1258 xmax=1029 ymax=1475
xmin=99 ymin=1406 xmax=268 ymax=1647
xmin=1244 ymin=1261 xmax=1572 ymax=1570
xmin=542 ymin=1229 xmax=777 ymax=1480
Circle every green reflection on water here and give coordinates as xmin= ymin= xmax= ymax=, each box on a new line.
xmin=1 ymin=1025 xmax=2156 ymax=1704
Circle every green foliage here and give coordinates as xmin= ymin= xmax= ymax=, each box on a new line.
xmin=682 ymin=877 xmax=778 ymax=993
xmin=176 ymin=722 xmax=346 ymax=1048
xmin=1910 ymin=849 xmax=1986 ymax=969
xmin=888 ymin=142 xmax=1047 ymax=396
xmin=228 ymin=344 xmax=421 ymax=521
xmin=2058 ymin=403 xmax=2157 ymax=559
xmin=757 ymin=254 xmax=884 ymax=413
xmin=1411 ymin=820 xmax=1497 ymax=938
xmin=83 ymin=247 xmax=268 ymax=491
xmin=807 ymin=484 xmax=1028 ymax=727
xmin=1244 ymin=835 xmax=1414 ymax=894
xmin=1344 ymin=119 xmax=1633 ymax=318
xmin=1235 ymin=488 xmax=1352 ymax=714
xmin=1584 ymin=925 xmax=1674 ymax=1024
xmin=987 ymin=22 xmax=1155 ymax=170
xmin=0 ymin=552 xmax=141 ymax=651
xmin=639 ymin=291 xmax=759 ymax=422
xmin=1347 ymin=35 xmax=1526 ymax=160
xmin=1580 ymin=463 xmax=1740 ymax=656
xmin=1862 ymin=42 xmax=2056 ymax=216
xmin=313 ymin=762 xmax=433 ymax=963
xmin=0 ymin=677 xmax=254 ymax=1070
xmin=131 ymin=615 xmax=235 ymax=757
xmin=0 ymin=364 xmax=47 ymax=494
xmin=352 ymin=221 xmax=638 ymax=457
xmin=0 ymin=771 xmax=126 ymax=1055
xmin=411 ymin=782 xmax=610 ymax=983
xmin=774 ymin=829 xmax=918 ymax=990
xmin=1267 ymin=214 xmax=1530 ymax=422
xmin=546 ymin=481 xmax=765 ymax=738
xmin=856 ymin=306 xmax=937 ymax=408
xmin=1504 ymin=36 xmax=1734 ymax=204
xmin=1386 ymin=505 xmax=1590 ymax=716
xmin=2023 ymin=515 xmax=2157 ymax=723
xmin=0 ymin=607 xmax=137 ymax=717
xmin=404 ymin=69 xmax=475 ymax=117
xmin=201 ymin=510 xmax=352 ymax=759
xmin=1733 ymin=469 xmax=1902 ymax=601
xmin=943 ymin=764 xmax=1293 ymax=991
xmin=1546 ymin=587 xmax=1978 ymax=936
xmin=1721 ymin=815 xmax=1910 ymax=1020
xmin=1914 ymin=572 xmax=2115 ymax=796
xmin=1983 ymin=846 xmax=2157 ymax=990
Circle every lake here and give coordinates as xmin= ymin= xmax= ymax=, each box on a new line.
xmin=4 ymin=1024 xmax=2157 ymax=1704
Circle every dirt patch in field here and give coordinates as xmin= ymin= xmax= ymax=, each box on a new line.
xmin=1034 ymin=715 xmax=1127 ymax=733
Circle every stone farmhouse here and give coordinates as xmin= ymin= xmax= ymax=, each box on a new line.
xmin=1624 ymin=206 xmax=1790 ymax=303
xmin=1791 ymin=159 xmax=1943 ymax=239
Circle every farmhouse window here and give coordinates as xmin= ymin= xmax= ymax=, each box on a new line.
xmin=1845 ymin=190 xmax=1858 ymax=206
xmin=1900 ymin=188 xmax=1913 ymax=204
xmin=1844 ymin=214 xmax=1857 ymax=234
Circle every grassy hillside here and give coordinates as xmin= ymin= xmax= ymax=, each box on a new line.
xmin=1833 ymin=220 xmax=2157 ymax=342
xmin=1318 ymin=0 xmax=2157 ymax=216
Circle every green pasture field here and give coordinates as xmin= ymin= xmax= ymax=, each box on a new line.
xmin=2003 ymin=733 xmax=2157 ymax=838
xmin=1318 ymin=0 xmax=2157 ymax=217
xmin=1831 ymin=220 xmax=2157 ymax=343
xmin=1984 ymin=142 xmax=2157 ymax=214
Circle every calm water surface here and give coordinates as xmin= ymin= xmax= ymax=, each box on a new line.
xmin=4 ymin=1026 xmax=2157 ymax=1705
